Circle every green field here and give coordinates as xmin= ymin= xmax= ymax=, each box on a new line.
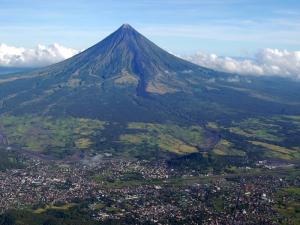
xmin=274 ymin=187 xmax=300 ymax=225
xmin=207 ymin=115 xmax=300 ymax=162
xmin=0 ymin=114 xmax=299 ymax=162
xmin=0 ymin=116 xmax=209 ymax=159
xmin=120 ymin=123 xmax=206 ymax=154
xmin=212 ymin=139 xmax=246 ymax=157
xmin=0 ymin=116 xmax=106 ymax=157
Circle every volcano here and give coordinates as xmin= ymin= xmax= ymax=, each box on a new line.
xmin=59 ymin=23 xmax=205 ymax=96
xmin=0 ymin=24 xmax=299 ymax=123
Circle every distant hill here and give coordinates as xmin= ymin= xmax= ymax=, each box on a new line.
xmin=0 ymin=67 xmax=34 ymax=75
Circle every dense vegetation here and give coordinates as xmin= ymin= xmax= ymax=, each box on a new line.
xmin=0 ymin=204 xmax=141 ymax=225
xmin=0 ymin=147 xmax=24 ymax=171
xmin=0 ymin=114 xmax=299 ymax=164
xmin=208 ymin=116 xmax=300 ymax=161
xmin=0 ymin=115 xmax=211 ymax=160
xmin=274 ymin=187 xmax=300 ymax=225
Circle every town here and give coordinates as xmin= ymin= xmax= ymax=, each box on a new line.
xmin=0 ymin=154 xmax=299 ymax=225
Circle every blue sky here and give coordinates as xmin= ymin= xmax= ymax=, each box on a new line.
xmin=0 ymin=0 xmax=300 ymax=56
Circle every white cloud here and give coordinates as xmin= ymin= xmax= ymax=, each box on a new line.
xmin=1 ymin=42 xmax=300 ymax=81
xmin=0 ymin=43 xmax=79 ymax=67
xmin=186 ymin=48 xmax=300 ymax=79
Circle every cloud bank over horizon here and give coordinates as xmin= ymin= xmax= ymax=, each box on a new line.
xmin=0 ymin=43 xmax=79 ymax=68
xmin=0 ymin=43 xmax=299 ymax=80
xmin=186 ymin=48 xmax=300 ymax=80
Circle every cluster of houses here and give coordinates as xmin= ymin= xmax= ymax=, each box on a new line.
xmin=0 ymin=157 xmax=297 ymax=224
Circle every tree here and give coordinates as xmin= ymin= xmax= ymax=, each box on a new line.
xmin=0 ymin=212 xmax=16 ymax=225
